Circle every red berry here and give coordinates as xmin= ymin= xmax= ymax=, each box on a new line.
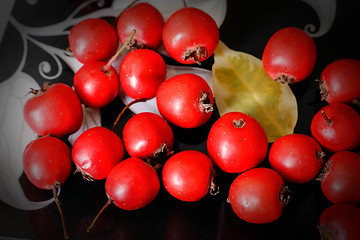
xmin=23 ymin=82 xmax=83 ymax=138
xmin=68 ymin=18 xmax=119 ymax=63
xmin=162 ymin=7 xmax=219 ymax=64
xmin=269 ymin=134 xmax=324 ymax=183
xmin=319 ymin=58 xmax=360 ymax=104
xmin=87 ymin=157 xmax=160 ymax=232
xmin=23 ymin=136 xmax=72 ymax=190
xmin=119 ymin=49 xmax=166 ymax=99
xmin=262 ymin=27 xmax=317 ymax=84
xmin=207 ymin=112 xmax=268 ymax=173
xmin=156 ymin=73 xmax=214 ymax=128
xmin=310 ymin=103 xmax=360 ymax=152
xmin=319 ymin=151 xmax=360 ymax=204
xmin=105 ymin=157 xmax=160 ymax=210
xmin=22 ymin=136 xmax=72 ymax=239
xmin=122 ymin=112 xmax=174 ymax=160
xmin=162 ymin=150 xmax=214 ymax=202
xmin=71 ymin=126 xmax=125 ymax=180
xmin=116 ymin=3 xmax=164 ymax=50
xmin=229 ymin=167 xmax=289 ymax=224
xmin=73 ymin=61 xmax=120 ymax=108
xmin=318 ymin=203 xmax=360 ymax=240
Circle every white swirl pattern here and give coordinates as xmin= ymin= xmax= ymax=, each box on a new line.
xmin=302 ymin=0 xmax=337 ymax=37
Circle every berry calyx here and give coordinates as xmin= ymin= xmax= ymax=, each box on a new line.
xmin=232 ymin=118 xmax=246 ymax=128
xmin=198 ymin=92 xmax=214 ymax=113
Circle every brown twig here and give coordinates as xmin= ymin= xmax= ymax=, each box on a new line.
xmin=87 ymin=198 xmax=113 ymax=232
xmin=101 ymin=29 xmax=136 ymax=72
xmin=112 ymin=98 xmax=148 ymax=132
xmin=52 ymin=186 xmax=69 ymax=239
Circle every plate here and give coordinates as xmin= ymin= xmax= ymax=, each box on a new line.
xmin=0 ymin=0 xmax=359 ymax=239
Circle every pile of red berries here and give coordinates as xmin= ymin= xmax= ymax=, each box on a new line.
xmin=21 ymin=2 xmax=360 ymax=239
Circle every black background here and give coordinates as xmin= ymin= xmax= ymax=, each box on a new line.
xmin=0 ymin=0 xmax=360 ymax=239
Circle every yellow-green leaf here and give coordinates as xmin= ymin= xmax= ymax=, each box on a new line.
xmin=212 ymin=41 xmax=298 ymax=142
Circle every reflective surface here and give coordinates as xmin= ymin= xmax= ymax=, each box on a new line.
xmin=1 ymin=0 xmax=360 ymax=239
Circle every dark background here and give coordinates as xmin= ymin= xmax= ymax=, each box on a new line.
xmin=0 ymin=0 xmax=359 ymax=239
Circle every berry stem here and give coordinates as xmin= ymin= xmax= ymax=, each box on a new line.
xmin=26 ymin=82 xmax=51 ymax=96
xmin=87 ymin=197 xmax=113 ymax=233
xmin=321 ymin=110 xmax=333 ymax=126
xmin=146 ymin=158 xmax=164 ymax=171
xmin=64 ymin=46 xmax=73 ymax=57
xmin=101 ymin=29 xmax=136 ymax=73
xmin=112 ymin=98 xmax=148 ymax=132
xmin=52 ymin=186 xmax=69 ymax=240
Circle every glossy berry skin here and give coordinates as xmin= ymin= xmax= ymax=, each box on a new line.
xmin=123 ymin=112 xmax=174 ymax=160
xmin=116 ymin=3 xmax=164 ymax=50
xmin=319 ymin=58 xmax=360 ymax=104
xmin=71 ymin=126 xmax=125 ymax=180
xmin=269 ymin=134 xmax=324 ymax=183
xmin=105 ymin=157 xmax=160 ymax=210
xmin=207 ymin=112 xmax=268 ymax=173
xmin=229 ymin=168 xmax=287 ymax=224
xmin=310 ymin=103 xmax=360 ymax=152
xmin=23 ymin=83 xmax=83 ymax=138
xmin=23 ymin=136 xmax=72 ymax=190
xmin=162 ymin=7 xmax=219 ymax=64
xmin=68 ymin=18 xmax=119 ymax=63
xmin=320 ymin=151 xmax=360 ymax=204
xmin=73 ymin=61 xmax=120 ymax=108
xmin=119 ymin=49 xmax=166 ymax=99
xmin=318 ymin=203 xmax=360 ymax=240
xmin=262 ymin=27 xmax=317 ymax=84
xmin=156 ymin=73 xmax=214 ymax=128
xmin=162 ymin=150 xmax=214 ymax=202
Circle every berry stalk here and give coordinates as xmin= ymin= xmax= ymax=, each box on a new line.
xmin=101 ymin=29 xmax=136 ymax=73
xmin=52 ymin=186 xmax=69 ymax=240
xmin=87 ymin=198 xmax=112 ymax=232
xmin=112 ymin=98 xmax=147 ymax=132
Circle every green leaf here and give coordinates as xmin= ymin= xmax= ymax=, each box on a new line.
xmin=212 ymin=41 xmax=298 ymax=142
